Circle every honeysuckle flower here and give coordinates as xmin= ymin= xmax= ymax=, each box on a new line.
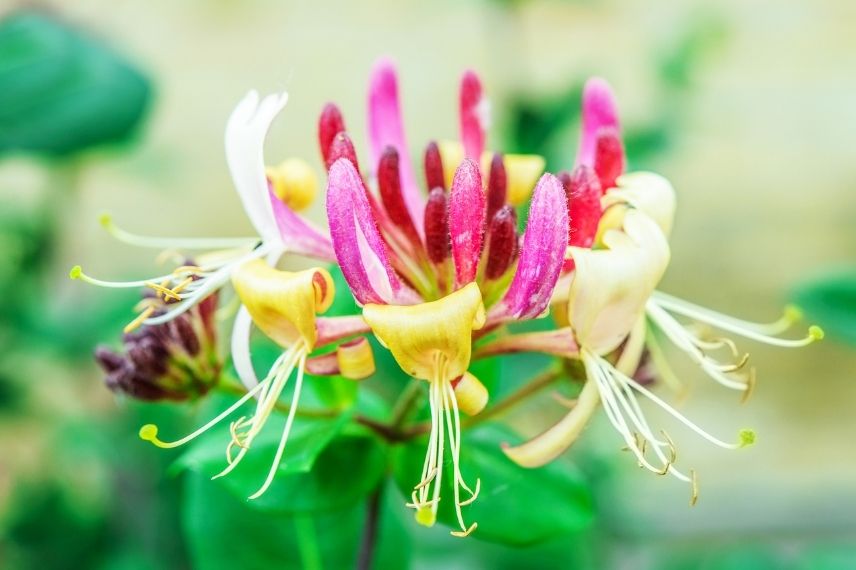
xmin=321 ymin=59 xmax=571 ymax=535
xmin=138 ymin=260 xmax=375 ymax=499
xmin=70 ymin=90 xmax=334 ymax=337
xmin=489 ymin=78 xmax=821 ymax=503
xmin=95 ymin=289 xmax=220 ymax=401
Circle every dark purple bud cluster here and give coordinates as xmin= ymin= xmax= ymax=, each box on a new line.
xmin=95 ymin=293 xmax=220 ymax=401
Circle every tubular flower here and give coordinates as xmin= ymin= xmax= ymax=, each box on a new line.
xmin=139 ymin=260 xmax=373 ymax=499
xmin=322 ymin=60 xmax=570 ymax=535
xmin=495 ymin=78 xmax=820 ymax=503
xmin=70 ymin=90 xmax=334 ymax=336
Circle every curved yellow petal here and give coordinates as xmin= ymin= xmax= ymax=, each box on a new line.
xmin=232 ymin=259 xmax=334 ymax=349
xmin=266 ymin=157 xmax=318 ymax=212
xmin=362 ymin=282 xmax=485 ymax=381
xmin=567 ymin=209 xmax=670 ymax=355
xmin=502 ymin=377 xmax=600 ymax=468
xmin=453 ymin=371 xmax=488 ymax=416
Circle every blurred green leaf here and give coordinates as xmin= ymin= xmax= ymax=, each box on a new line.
xmin=392 ymin=423 xmax=595 ymax=545
xmin=183 ymin=469 xmax=365 ymax=569
xmin=793 ymin=270 xmax=856 ymax=345
xmin=0 ymin=11 xmax=152 ymax=157
xmin=177 ymin=393 xmax=387 ymax=513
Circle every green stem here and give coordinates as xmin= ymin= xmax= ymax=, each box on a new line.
xmin=294 ymin=514 xmax=323 ymax=570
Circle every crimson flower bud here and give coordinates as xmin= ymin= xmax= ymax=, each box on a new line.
xmin=318 ymin=103 xmax=346 ymax=166
xmin=424 ymin=141 xmax=445 ymax=191
xmin=486 ymin=153 xmax=507 ymax=221
xmin=485 ymin=206 xmax=517 ymax=280
xmin=378 ymin=146 xmax=421 ymax=246
xmin=593 ymin=127 xmax=625 ymax=191
xmin=424 ymin=187 xmax=450 ymax=264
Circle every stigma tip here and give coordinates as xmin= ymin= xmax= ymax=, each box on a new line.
xmin=98 ymin=212 xmax=113 ymax=228
xmin=738 ymin=428 xmax=756 ymax=448
xmin=809 ymin=326 xmax=824 ymax=341
xmin=139 ymin=424 xmax=159 ymax=442
xmin=69 ymin=265 xmax=83 ymax=279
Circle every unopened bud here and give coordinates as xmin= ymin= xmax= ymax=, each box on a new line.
xmin=451 ymin=372 xmax=488 ymax=416
xmin=336 ymin=337 xmax=376 ymax=380
xmin=486 ymin=153 xmax=507 ymax=221
xmin=485 ymin=206 xmax=517 ymax=280
xmin=424 ymin=187 xmax=450 ymax=264
xmin=318 ymin=103 xmax=346 ymax=166
xmin=593 ymin=127 xmax=625 ymax=191
xmin=559 ymin=165 xmax=602 ymax=249
xmin=378 ymin=146 xmax=421 ymax=246
xmin=424 ymin=141 xmax=446 ymax=191
xmin=326 ymin=132 xmax=360 ymax=171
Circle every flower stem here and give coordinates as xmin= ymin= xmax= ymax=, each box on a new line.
xmin=356 ymin=484 xmax=384 ymax=570
xmin=294 ymin=514 xmax=323 ymax=570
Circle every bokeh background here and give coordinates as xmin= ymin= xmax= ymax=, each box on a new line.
xmin=1 ymin=0 xmax=855 ymax=568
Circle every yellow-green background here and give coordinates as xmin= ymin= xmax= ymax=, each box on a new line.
xmin=1 ymin=0 xmax=854 ymax=568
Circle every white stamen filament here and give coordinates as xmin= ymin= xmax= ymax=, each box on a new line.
xmin=101 ymin=213 xmax=259 ymax=250
xmin=651 ymin=292 xmax=816 ymax=346
xmin=408 ymin=354 xmax=478 ymax=536
xmin=646 ymin=303 xmax=750 ymax=391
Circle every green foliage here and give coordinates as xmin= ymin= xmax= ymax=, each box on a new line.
xmin=793 ymin=269 xmax=856 ymax=345
xmin=176 ymin=393 xmax=386 ymax=513
xmin=392 ymin=423 xmax=595 ymax=545
xmin=0 ymin=11 xmax=152 ymax=158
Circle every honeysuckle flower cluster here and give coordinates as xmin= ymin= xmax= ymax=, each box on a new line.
xmin=76 ymin=57 xmax=820 ymax=537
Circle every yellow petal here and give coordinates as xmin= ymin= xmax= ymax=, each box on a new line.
xmin=567 ymin=209 xmax=670 ymax=354
xmin=232 ymin=259 xmax=334 ymax=349
xmin=438 ymin=140 xmax=465 ymax=189
xmin=453 ymin=371 xmax=488 ymax=416
xmin=502 ymin=378 xmax=600 ymax=468
xmin=336 ymin=337 xmax=376 ymax=380
xmin=502 ymin=154 xmax=546 ymax=206
xmin=603 ymin=171 xmax=676 ymax=237
xmin=266 ymin=157 xmax=318 ymax=212
xmin=362 ymin=282 xmax=485 ymax=381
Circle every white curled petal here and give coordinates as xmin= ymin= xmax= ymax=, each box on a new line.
xmin=604 ymin=171 xmax=676 ymax=237
xmin=231 ymin=305 xmax=261 ymax=390
xmin=225 ymin=90 xmax=289 ymax=244
xmin=567 ymin=209 xmax=670 ymax=354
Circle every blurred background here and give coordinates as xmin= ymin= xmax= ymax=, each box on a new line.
xmin=1 ymin=0 xmax=855 ymax=568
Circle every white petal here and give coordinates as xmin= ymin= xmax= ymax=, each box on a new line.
xmin=225 ymin=90 xmax=289 ymax=244
xmin=231 ymin=304 xmax=260 ymax=390
xmin=567 ymin=209 xmax=670 ymax=354
xmin=604 ymin=171 xmax=676 ymax=237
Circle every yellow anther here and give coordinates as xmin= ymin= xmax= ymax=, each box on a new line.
xmin=145 ymin=281 xmax=181 ymax=301
xmin=415 ymin=506 xmax=436 ymax=527
xmin=69 ymin=265 xmax=83 ymax=279
xmin=690 ymin=469 xmax=699 ymax=506
xmin=450 ymin=522 xmax=477 ymax=538
xmin=139 ymin=424 xmax=159 ymax=442
xmin=98 ymin=212 xmax=113 ymax=228
xmin=266 ymin=158 xmax=317 ymax=212
xmin=124 ymin=305 xmax=155 ymax=333
xmin=741 ymin=368 xmax=757 ymax=404
xmin=809 ymin=326 xmax=824 ymax=341
xmin=171 ymin=277 xmax=194 ymax=295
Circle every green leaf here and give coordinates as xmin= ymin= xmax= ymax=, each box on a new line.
xmin=793 ymin=269 xmax=856 ymax=345
xmin=392 ymin=423 xmax=595 ymax=545
xmin=183 ymin=469 xmax=365 ymax=569
xmin=0 ymin=12 xmax=152 ymax=157
xmin=176 ymin=393 xmax=387 ymax=513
